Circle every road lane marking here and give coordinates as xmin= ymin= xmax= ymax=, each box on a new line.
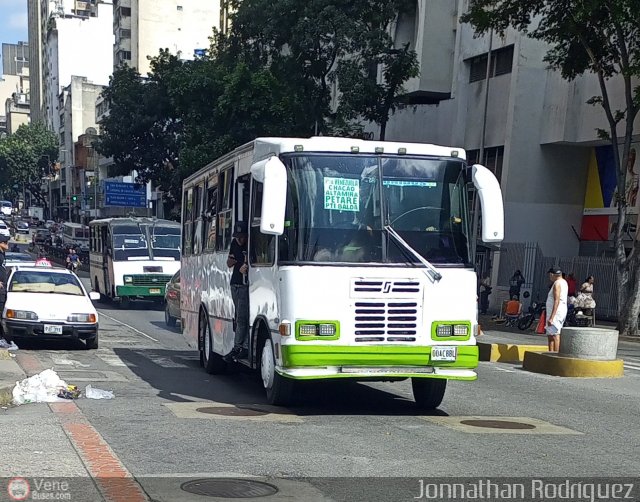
xmin=99 ymin=311 xmax=159 ymax=342
xmin=97 ymin=351 xmax=128 ymax=367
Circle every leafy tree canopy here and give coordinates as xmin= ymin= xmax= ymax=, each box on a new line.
xmin=462 ymin=0 xmax=640 ymax=335
xmin=0 ymin=122 xmax=59 ymax=207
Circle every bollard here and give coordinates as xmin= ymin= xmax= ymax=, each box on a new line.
xmin=559 ymin=327 xmax=619 ymax=361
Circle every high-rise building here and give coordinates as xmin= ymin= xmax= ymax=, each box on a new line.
xmin=2 ymin=42 xmax=29 ymax=77
xmin=113 ymin=0 xmax=224 ymax=74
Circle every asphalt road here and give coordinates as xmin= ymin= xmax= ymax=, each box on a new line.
xmin=6 ymin=241 xmax=640 ymax=500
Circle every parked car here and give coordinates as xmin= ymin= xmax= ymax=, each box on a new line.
xmin=164 ymin=270 xmax=181 ymax=327
xmin=1 ymin=266 xmax=101 ymax=349
xmin=4 ymin=252 xmax=36 ymax=270
xmin=0 ymin=220 xmax=10 ymax=239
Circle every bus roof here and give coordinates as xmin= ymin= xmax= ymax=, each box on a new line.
xmin=183 ymin=136 xmax=468 ymax=186
xmin=89 ymin=217 xmax=179 ymax=227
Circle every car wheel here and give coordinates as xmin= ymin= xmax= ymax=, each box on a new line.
xmin=260 ymin=336 xmax=295 ymax=406
xmin=119 ymin=296 xmax=131 ymax=309
xmin=411 ymin=378 xmax=446 ymax=410
xmin=200 ymin=311 xmax=226 ymax=374
xmin=165 ymin=305 xmax=177 ymax=327
xmin=85 ymin=333 xmax=99 ymax=350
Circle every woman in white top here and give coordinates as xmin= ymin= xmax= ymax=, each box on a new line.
xmin=546 ymin=267 xmax=568 ymax=352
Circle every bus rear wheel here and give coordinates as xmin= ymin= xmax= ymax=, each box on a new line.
xmin=200 ymin=311 xmax=226 ymax=374
xmin=260 ymin=337 xmax=295 ymax=406
xmin=411 ymin=378 xmax=446 ymax=410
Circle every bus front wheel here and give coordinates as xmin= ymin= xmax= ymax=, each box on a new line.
xmin=260 ymin=337 xmax=295 ymax=406
xmin=200 ymin=311 xmax=226 ymax=374
xmin=411 ymin=378 xmax=446 ymax=410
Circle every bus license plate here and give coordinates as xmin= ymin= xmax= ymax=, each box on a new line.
xmin=431 ymin=346 xmax=457 ymax=361
xmin=149 ymin=288 xmax=161 ymax=294
xmin=44 ymin=325 xmax=63 ymax=335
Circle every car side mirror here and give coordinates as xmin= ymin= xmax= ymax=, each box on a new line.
xmin=89 ymin=291 xmax=100 ymax=301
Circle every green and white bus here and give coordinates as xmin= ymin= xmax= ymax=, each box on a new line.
xmin=181 ymin=137 xmax=503 ymax=407
xmin=89 ymin=217 xmax=180 ymax=306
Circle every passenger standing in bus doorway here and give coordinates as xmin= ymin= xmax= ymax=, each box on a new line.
xmin=224 ymin=221 xmax=249 ymax=362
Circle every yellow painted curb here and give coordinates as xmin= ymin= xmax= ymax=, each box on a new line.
xmin=478 ymin=342 xmax=548 ymax=363
xmin=0 ymin=349 xmax=10 ymax=361
xmin=523 ymin=351 xmax=624 ymax=378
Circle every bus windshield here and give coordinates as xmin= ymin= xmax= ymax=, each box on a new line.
xmin=279 ymin=154 xmax=471 ymax=266
xmin=151 ymin=225 xmax=180 ymax=259
xmin=112 ymin=225 xmax=149 ymax=260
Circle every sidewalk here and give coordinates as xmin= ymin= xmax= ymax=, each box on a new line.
xmin=0 ymin=348 xmax=24 ymax=404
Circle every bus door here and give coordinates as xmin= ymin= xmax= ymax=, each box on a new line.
xmin=247 ymin=177 xmax=277 ymax=367
xmin=101 ymin=226 xmax=111 ymax=295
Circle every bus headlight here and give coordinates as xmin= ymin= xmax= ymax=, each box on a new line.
xmin=433 ymin=322 xmax=471 ymax=338
xmin=296 ymin=321 xmax=339 ymax=339
xmin=453 ymin=324 xmax=469 ymax=336
xmin=124 ymin=276 xmax=133 ymax=283
xmin=436 ymin=324 xmax=453 ymax=337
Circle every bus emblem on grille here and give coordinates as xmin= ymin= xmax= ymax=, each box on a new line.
xmin=382 ymin=282 xmax=392 ymax=293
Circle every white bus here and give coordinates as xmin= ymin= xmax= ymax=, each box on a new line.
xmin=181 ymin=137 xmax=503 ymax=407
xmin=62 ymin=222 xmax=90 ymax=250
xmin=89 ymin=217 xmax=181 ymax=306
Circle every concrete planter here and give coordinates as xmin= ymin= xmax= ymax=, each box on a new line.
xmin=559 ymin=327 xmax=619 ymax=361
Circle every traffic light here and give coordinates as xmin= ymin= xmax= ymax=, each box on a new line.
xmin=71 ymin=195 xmax=78 ymax=202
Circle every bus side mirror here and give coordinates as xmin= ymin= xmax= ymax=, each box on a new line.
xmin=472 ymin=164 xmax=504 ymax=242
xmin=250 ymin=156 xmax=287 ymax=236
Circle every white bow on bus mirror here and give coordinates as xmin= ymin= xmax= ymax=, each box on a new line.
xmin=250 ymin=156 xmax=287 ymax=236
xmin=471 ymin=164 xmax=504 ymax=242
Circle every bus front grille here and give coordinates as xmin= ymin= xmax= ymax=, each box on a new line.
xmin=130 ymin=274 xmax=172 ymax=287
xmin=354 ymin=301 xmax=418 ymax=342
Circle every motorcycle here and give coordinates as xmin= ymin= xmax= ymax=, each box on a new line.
xmin=66 ymin=260 xmax=80 ymax=272
xmin=517 ymin=301 xmax=546 ymax=330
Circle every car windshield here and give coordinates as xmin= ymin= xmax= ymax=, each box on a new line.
xmin=9 ymin=271 xmax=85 ymax=295
xmin=279 ymin=154 xmax=471 ymax=265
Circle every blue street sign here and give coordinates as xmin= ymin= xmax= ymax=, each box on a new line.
xmin=104 ymin=182 xmax=147 ymax=208
xmin=194 ymin=48 xmax=206 ymax=57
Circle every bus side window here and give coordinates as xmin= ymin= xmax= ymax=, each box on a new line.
xmin=193 ymin=183 xmax=203 ymax=255
xmin=182 ymin=188 xmax=193 ymax=256
xmin=250 ymin=180 xmax=274 ymax=266
xmin=204 ymin=181 xmax=218 ymax=252
xmin=216 ymin=168 xmax=233 ymax=251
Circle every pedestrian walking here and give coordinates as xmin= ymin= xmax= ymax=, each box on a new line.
xmin=546 ymin=267 xmax=568 ymax=352
xmin=0 ymin=235 xmax=9 ymax=333
xmin=479 ymin=272 xmax=492 ymax=315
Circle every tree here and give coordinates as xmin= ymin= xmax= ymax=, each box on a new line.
xmin=0 ymin=122 xmax=58 ymax=211
xmin=96 ymin=59 xmax=183 ymax=200
xmin=462 ymin=0 xmax=640 ymax=335
xmin=228 ymin=0 xmax=419 ymax=137
xmin=337 ymin=44 xmax=419 ymax=140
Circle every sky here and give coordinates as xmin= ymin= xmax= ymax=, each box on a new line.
xmin=0 ymin=0 xmax=29 ymax=58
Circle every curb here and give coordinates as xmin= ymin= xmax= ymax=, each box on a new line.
xmin=0 ymin=349 xmax=10 ymax=360
xmin=522 ymin=351 xmax=624 ymax=378
xmin=478 ymin=342 xmax=548 ymax=363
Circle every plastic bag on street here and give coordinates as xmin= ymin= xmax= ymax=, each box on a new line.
xmin=12 ymin=369 xmax=68 ymax=405
xmin=85 ymin=385 xmax=114 ymax=400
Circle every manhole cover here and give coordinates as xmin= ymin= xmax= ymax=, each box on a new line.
xmin=460 ymin=419 xmax=536 ymax=430
xmin=195 ymin=406 xmax=268 ymax=417
xmin=181 ymin=478 xmax=278 ymax=498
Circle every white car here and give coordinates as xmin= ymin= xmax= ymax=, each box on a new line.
xmin=2 ymin=266 xmax=100 ymax=349
xmin=0 ymin=221 xmax=10 ymax=238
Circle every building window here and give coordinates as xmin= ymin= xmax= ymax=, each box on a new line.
xmin=468 ymin=44 xmax=514 ymax=83
xmin=177 ymin=5 xmax=183 ymax=10
xmin=467 ymin=146 xmax=504 ymax=183
xmin=120 ymin=7 xmax=131 ymax=16
xmin=119 ymin=29 xmax=131 ymax=39
xmin=117 ymin=50 xmax=131 ymax=63
xmin=60 ymin=132 xmax=65 ymax=145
